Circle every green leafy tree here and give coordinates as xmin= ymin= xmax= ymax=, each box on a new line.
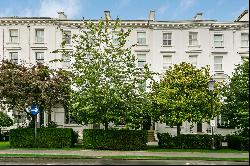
xmin=0 ymin=60 xmax=71 ymax=126
xmin=55 ymin=18 xmax=155 ymax=130
xmin=221 ymin=59 xmax=249 ymax=136
xmin=0 ymin=111 xmax=13 ymax=127
xmin=150 ymin=62 xmax=222 ymax=136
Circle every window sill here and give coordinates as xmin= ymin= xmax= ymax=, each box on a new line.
xmin=34 ymin=42 xmax=46 ymax=44
xmin=6 ymin=42 xmax=19 ymax=45
xmin=214 ymin=71 xmax=224 ymax=74
xmin=188 ymin=45 xmax=201 ymax=48
xmin=213 ymin=46 xmax=224 ymax=48
xmin=136 ymin=44 xmax=148 ymax=46
xmin=240 ymin=46 xmax=249 ymax=48
xmin=162 ymin=45 xmax=173 ymax=47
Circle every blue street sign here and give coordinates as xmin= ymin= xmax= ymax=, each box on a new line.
xmin=30 ymin=104 xmax=39 ymax=116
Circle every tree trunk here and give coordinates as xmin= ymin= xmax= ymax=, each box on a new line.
xmin=177 ymin=124 xmax=181 ymax=136
xmin=48 ymin=111 xmax=51 ymax=124
xmin=104 ymin=122 xmax=108 ymax=130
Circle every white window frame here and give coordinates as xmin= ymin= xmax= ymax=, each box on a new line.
xmin=137 ymin=54 xmax=146 ymax=68
xmin=214 ymin=56 xmax=223 ymax=72
xmin=35 ymin=52 xmax=44 ymax=64
xmin=137 ymin=31 xmax=146 ymax=45
xmin=241 ymin=33 xmax=249 ymax=47
xmin=189 ymin=55 xmax=198 ymax=67
xmin=163 ymin=32 xmax=172 ymax=46
xmin=163 ymin=55 xmax=172 ymax=70
xmin=62 ymin=30 xmax=71 ymax=45
xmin=35 ymin=29 xmax=44 ymax=43
xmin=189 ymin=32 xmax=198 ymax=46
xmin=9 ymin=52 xmax=18 ymax=64
xmin=214 ymin=33 xmax=224 ymax=48
xmin=9 ymin=29 xmax=19 ymax=43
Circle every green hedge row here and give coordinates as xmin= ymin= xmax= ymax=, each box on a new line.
xmin=10 ymin=128 xmax=77 ymax=148
xmin=225 ymin=135 xmax=249 ymax=151
xmin=82 ymin=129 xmax=148 ymax=150
xmin=157 ymin=133 xmax=223 ymax=149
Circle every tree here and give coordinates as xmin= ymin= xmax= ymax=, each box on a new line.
xmin=221 ymin=58 xmax=249 ymax=136
xmin=55 ymin=18 xmax=155 ymax=130
xmin=0 ymin=60 xmax=71 ymax=126
xmin=0 ymin=111 xmax=13 ymax=127
xmin=150 ymin=62 xmax=222 ymax=136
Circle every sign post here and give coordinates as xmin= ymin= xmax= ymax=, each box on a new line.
xmin=27 ymin=105 xmax=40 ymax=146
xmin=210 ymin=120 xmax=216 ymax=150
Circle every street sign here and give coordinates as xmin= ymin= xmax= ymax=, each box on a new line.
xmin=210 ymin=120 xmax=216 ymax=127
xmin=30 ymin=105 xmax=39 ymax=116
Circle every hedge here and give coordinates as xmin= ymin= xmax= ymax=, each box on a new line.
xmin=10 ymin=128 xmax=77 ymax=148
xmin=157 ymin=133 xmax=223 ymax=149
xmin=225 ymin=135 xmax=249 ymax=151
xmin=82 ymin=129 xmax=148 ymax=150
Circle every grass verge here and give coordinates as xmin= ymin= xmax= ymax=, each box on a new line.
xmin=0 ymin=142 xmax=10 ymax=150
xmin=0 ymin=154 xmax=248 ymax=161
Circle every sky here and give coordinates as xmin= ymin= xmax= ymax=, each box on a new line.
xmin=0 ymin=0 xmax=249 ymax=21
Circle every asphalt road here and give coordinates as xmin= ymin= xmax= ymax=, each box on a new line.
xmin=0 ymin=158 xmax=249 ymax=165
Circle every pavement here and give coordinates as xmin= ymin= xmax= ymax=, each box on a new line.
xmin=0 ymin=149 xmax=249 ymax=159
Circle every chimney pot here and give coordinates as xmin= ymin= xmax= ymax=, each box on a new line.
xmin=57 ymin=11 xmax=67 ymax=19
xmin=149 ymin=10 xmax=156 ymax=21
xmin=194 ymin=12 xmax=203 ymax=21
xmin=104 ymin=11 xmax=111 ymax=20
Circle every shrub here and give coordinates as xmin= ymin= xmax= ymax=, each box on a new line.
xmin=82 ymin=129 xmax=147 ymax=150
xmin=10 ymin=128 xmax=75 ymax=148
xmin=157 ymin=133 xmax=223 ymax=149
xmin=226 ymin=135 xmax=249 ymax=151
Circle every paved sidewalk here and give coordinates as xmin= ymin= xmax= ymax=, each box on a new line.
xmin=0 ymin=149 xmax=249 ymax=159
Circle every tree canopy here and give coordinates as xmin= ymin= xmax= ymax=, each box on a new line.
xmin=0 ymin=111 xmax=13 ymax=127
xmin=150 ymin=62 xmax=222 ymax=135
xmin=55 ymin=18 xmax=155 ymax=129
xmin=221 ymin=58 xmax=249 ymax=136
xmin=0 ymin=60 xmax=71 ymax=124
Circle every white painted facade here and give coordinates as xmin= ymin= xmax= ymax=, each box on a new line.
xmin=0 ymin=10 xmax=248 ymax=137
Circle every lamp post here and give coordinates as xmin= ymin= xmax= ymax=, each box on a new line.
xmin=208 ymin=79 xmax=216 ymax=150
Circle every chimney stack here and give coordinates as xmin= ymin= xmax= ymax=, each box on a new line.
xmin=57 ymin=11 xmax=67 ymax=19
xmin=104 ymin=11 xmax=111 ymax=20
xmin=149 ymin=10 xmax=155 ymax=21
xmin=193 ymin=13 xmax=203 ymax=21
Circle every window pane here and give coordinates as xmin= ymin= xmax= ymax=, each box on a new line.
xmin=137 ymin=32 xmax=146 ymax=44
xmin=214 ymin=64 xmax=222 ymax=71
xmin=36 ymin=29 xmax=44 ymax=43
xmin=214 ymin=56 xmax=223 ymax=71
xmin=214 ymin=56 xmax=222 ymax=63
xmin=10 ymin=52 xmax=18 ymax=64
xmin=189 ymin=32 xmax=198 ymax=45
xmin=10 ymin=29 xmax=18 ymax=36
xmin=241 ymin=33 xmax=249 ymax=47
xmin=10 ymin=29 xmax=18 ymax=43
xmin=36 ymin=52 xmax=44 ymax=64
xmin=137 ymin=54 xmax=146 ymax=67
xmin=163 ymin=56 xmax=172 ymax=69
